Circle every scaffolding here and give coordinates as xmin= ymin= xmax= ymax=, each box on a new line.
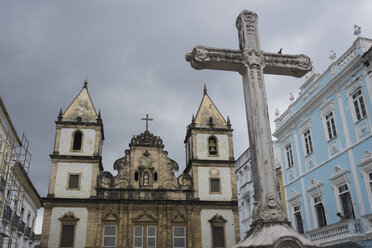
xmin=0 ymin=131 xmax=31 ymax=247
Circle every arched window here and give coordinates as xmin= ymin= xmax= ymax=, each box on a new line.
xmin=72 ymin=130 xmax=82 ymax=151
xmin=208 ymin=136 xmax=217 ymax=156
xmin=153 ymin=172 xmax=158 ymax=182
xmin=134 ymin=172 xmax=139 ymax=181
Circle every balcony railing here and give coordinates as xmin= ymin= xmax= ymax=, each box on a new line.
xmin=18 ymin=220 xmax=25 ymax=234
xmin=1 ymin=205 xmax=12 ymax=223
xmin=30 ymin=231 xmax=35 ymax=242
xmin=362 ymin=213 xmax=372 ymax=233
xmin=306 ymin=219 xmax=361 ymax=245
xmin=10 ymin=214 xmax=19 ymax=229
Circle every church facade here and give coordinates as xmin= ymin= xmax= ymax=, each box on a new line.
xmin=40 ymin=82 xmax=239 ymax=248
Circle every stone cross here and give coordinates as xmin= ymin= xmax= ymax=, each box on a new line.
xmin=186 ymin=10 xmax=312 ymax=224
xmin=141 ymin=114 xmax=153 ymax=131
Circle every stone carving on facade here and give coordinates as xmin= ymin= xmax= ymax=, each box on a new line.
xmin=361 ymin=150 xmax=372 ymax=162
xmin=112 ymin=149 xmax=131 ymax=188
xmin=177 ymin=173 xmax=193 ymax=190
xmin=97 ymin=171 xmax=114 ymax=188
xmin=139 ymin=150 xmax=152 ymax=167
xmin=208 ymin=167 xmax=220 ymax=177
xmin=255 ymin=193 xmax=286 ymax=222
xmin=132 ymin=210 xmax=158 ymax=222
xmin=130 ymin=130 xmax=164 ymax=148
xmin=58 ymin=211 xmax=79 ymax=222
xmin=171 ymin=210 xmax=187 ymax=223
xmin=96 ymin=129 xmax=194 ymax=196
xmin=102 ymin=211 xmax=119 ymax=222
xmin=159 ymin=158 xmax=178 ymax=190
xmin=208 ymin=213 xmax=227 ymax=224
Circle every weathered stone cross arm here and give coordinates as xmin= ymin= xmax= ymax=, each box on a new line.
xmin=186 ymin=46 xmax=312 ymax=77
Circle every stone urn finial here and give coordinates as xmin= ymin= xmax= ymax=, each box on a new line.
xmin=354 ymin=24 xmax=361 ymax=36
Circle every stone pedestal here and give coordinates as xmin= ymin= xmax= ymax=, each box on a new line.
xmin=233 ymin=221 xmax=318 ymax=248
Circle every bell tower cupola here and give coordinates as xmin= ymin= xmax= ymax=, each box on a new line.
xmin=184 ymin=84 xmax=236 ymax=201
xmin=48 ymin=80 xmax=104 ymax=198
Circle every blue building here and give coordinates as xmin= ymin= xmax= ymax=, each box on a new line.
xmin=273 ymin=36 xmax=372 ymax=247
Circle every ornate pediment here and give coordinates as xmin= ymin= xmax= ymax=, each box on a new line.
xmin=171 ymin=213 xmax=187 ymax=223
xmin=132 ymin=210 xmax=158 ymax=222
xmin=287 ymin=190 xmax=302 ymax=207
xmin=329 ymin=166 xmax=350 ymax=187
xmin=209 ymin=214 xmax=227 ymax=224
xmin=59 ymin=211 xmax=79 ymax=222
xmin=129 ymin=130 xmax=164 ymax=148
xmin=102 ymin=212 xmax=119 ymax=222
xmin=306 ymin=178 xmax=323 ymax=198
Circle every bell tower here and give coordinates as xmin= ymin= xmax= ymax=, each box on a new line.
xmin=184 ymin=85 xmax=236 ymax=201
xmin=47 ymin=80 xmax=104 ymax=198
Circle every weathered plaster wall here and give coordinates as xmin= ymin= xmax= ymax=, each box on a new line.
xmin=55 ymin=162 xmax=93 ymax=198
xmin=198 ymin=167 xmax=232 ymax=201
xmin=59 ymin=128 xmax=96 ymax=156
xmin=48 ymin=207 xmax=88 ymax=248
xmin=200 ymin=209 xmax=236 ymax=248
xmin=196 ymin=134 xmax=229 ymax=160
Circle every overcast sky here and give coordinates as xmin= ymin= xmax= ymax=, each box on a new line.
xmin=1 ymin=0 xmax=372 ymax=233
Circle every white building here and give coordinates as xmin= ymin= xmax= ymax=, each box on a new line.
xmin=0 ymin=97 xmax=43 ymax=248
xmin=235 ymin=148 xmax=253 ymax=239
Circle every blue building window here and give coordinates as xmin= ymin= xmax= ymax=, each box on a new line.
xmin=293 ymin=206 xmax=304 ymax=234
xmin=352 ymin=88 xmax=367 ymax=121
xmin=325 ymin=112 xmax=337 ymax=140
xmin=338 ymin=184 xmax=355 ymax=219
xmin=285 ymin=144 xmax=294 ymax=168
xmin=303 ymin=129 xmax=313 ymax=155
xmin=314 ymin=196 xmax=327 ymax=227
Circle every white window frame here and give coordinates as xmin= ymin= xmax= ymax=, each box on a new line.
xmin=345 ymin=77 xmax=368 ymax=123
xmin=147 ymin=226 xmax=156 ymax=248
xmin=313 ymin=196 xmax=327 ymax=228
xmin=293 ymin=205 xmax=304 ymax=234
xmin=328 ymin=166 xmax=355 ymax=218
xmin=319 ymin=100 xmax=338 ymax=141
xmin=351 ymin=88 xmax=367 ymax=121
xmin=134 ymin=226 xmax=143 ymax=248
xmin=325 ymin=111 xmax=337 ymax=140
xmin=285 ymin=144 xmax=294 ymax=168
xmin=102 ymin=225 xmax=117 ymax=247
xmin=287 ymin=190 xmax=305 ymax=233
xmin=302 ymin=129 xmax=313 ymax=156
xmin=173 ymin=226 xmax=186 ymax=248
xmin=306 ymin=179 xmax=327 ymax=229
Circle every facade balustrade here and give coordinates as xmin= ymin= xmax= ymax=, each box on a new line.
xmin=306 ymin=219 xmax=361 ymax=245
xmin=363 ymin=213 xmax=372 ymax=234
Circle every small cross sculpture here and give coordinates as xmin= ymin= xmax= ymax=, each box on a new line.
xmin=141 ymin=114 xmax=153 ymax=131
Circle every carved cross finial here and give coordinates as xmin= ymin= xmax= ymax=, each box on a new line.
xmin=203 ymin=84 xmax=207 ymax=95
xmin=141 ymin=114 xmax=153 ymax=131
